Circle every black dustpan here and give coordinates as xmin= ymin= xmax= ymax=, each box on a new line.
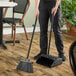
xmin=36 ymin=14 xmax=62 ymax=67
xmin=36 ymin=54 xmax=62 ymax=67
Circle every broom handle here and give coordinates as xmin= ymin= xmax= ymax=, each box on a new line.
xmin=26 ymin=18 xmax=37 ymax=59
xmin=47 ymin=14 xmax=54 ymax=55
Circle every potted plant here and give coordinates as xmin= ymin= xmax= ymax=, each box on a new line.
xmin=61 ymin=0 xmax=76 ymax=36
xmin=67 ymin=12 xmax=76 ymax=36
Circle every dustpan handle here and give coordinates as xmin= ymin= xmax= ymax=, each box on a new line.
xmin=47 ymin=14 xmax=54 ymax=55
xmin=26 ymin=18 xmax=37 ymax=59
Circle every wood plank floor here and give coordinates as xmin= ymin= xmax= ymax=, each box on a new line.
xmin=0 ymin=32 xmax=76 ymax=76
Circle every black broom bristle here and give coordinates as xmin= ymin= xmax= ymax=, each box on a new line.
xmin=16 ymin=59 xmax=33 ymax=73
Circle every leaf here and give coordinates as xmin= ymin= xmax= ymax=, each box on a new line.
xmin=67 ymin=19 xmax=74 ymax=25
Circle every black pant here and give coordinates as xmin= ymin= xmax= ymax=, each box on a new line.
xmin=39 ymin=0 xmax=64 ymax=55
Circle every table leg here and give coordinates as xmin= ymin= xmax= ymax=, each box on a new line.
xmin=0 ymin=8 xmax=3 ymax=44
xmin=0 ymin=8 xmax=7 ymax=49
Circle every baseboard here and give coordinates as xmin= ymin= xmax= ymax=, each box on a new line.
xmin=3 ymin=26 xmax=67 ymax=35
xmin=3 ymin=26 xmax=40 ymax=35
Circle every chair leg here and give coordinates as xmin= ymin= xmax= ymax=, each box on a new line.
xmin=13 ymin=25 xmax=16 ymax=46
xmin=11 ymin=25 xmax=14 ymax=38
xmin=22 ymin=22 xmax=28 ymax=40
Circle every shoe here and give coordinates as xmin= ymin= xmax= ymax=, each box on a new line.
xmin=59 ymin=54 xmax=66 ymax=61
xmin=34 ymin=53 xmax=42 ymax=60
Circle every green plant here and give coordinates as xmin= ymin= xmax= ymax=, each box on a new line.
xmin=61 ymin=0 xmax=76 ymax=27
xmin=61 ymin=0 xmax=76 ymax=18
xmin=67 ymin=11 xmax=76 ymax=27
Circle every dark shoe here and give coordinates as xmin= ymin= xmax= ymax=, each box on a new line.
xmin=34 ymin=53 xmax=42 ymax=60
xmin=59 ymin=54 xmax=66 ymax=61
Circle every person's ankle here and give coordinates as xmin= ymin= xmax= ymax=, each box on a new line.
xmin=34 ymin=53 xmax=42 ymax=60
xmin=59 ymin=54 xmax=66 ymax=61
xmin=34 ymin=51 xmax=47 ymax=60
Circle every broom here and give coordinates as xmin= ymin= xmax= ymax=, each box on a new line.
xmin=16 ymin=18 xmax=37 ymax=73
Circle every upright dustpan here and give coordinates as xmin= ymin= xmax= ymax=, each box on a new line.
xmin=36 ymin=14 xmax=62 ymax=67
xmin=16 ymin=18 xmax=37 ymax=73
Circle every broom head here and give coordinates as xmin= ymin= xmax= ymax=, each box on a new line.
xmin=16 ymin=59 xmax=33 ymax=73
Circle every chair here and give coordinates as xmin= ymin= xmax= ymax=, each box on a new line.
xmin=69 ymin=41 xmax=76 ymax=75
xmin=3 ymin=0 xmax=30 ymax=45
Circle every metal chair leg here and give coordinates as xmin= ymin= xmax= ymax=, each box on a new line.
xmin=22 ymin=22 xmax=28 ymax=40
xmin=13 ymin=25 xmax=16 ymax=46
xmin=11 ymin=25 xmax=14 ymax=38
xmin=24 ymin=25 xmax=28 ymax=40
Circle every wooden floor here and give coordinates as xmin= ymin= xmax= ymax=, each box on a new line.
xmin=0 ymin=32 xmax=76 ymax=76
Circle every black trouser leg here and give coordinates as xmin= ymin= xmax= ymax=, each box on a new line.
xmin=50 ymin=6 xmax=64 ymax=55
xmin=39 ymin=0 xmax=64 ymax=55
xmin=39 ymin=7 xmax=49 ymax=54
